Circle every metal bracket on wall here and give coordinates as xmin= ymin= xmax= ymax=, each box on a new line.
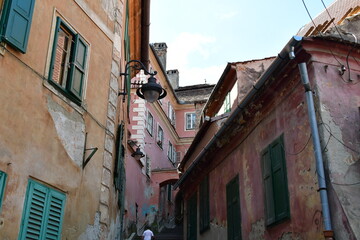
xmin=83 ymin=132 xmax=98 ymax=169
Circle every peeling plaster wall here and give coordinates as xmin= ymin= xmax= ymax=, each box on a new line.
xmin=47 ymin=96 xmax=85 ymax=167
xmin=311 ymin=58 xmax=360 ymax=239
xmin=0 ymin=0 xmax=125 ymax=239
xmin=182 ymin=63 xmax=324 ymax=240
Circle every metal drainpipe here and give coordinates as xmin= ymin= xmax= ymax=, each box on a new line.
xmin=298 ymin=62 xmax=334 ymax=239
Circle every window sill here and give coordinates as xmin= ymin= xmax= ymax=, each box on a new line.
xmin=43 ymin=80 xmax=85 ymax=115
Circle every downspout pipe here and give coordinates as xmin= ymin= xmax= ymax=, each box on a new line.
xmin=141 ymin=0 xmax=150 ymax=70
xmin=298 ymin=62 xmax=334 ymax=239
xmin=173 ymin=36 xmax=302 ymax=189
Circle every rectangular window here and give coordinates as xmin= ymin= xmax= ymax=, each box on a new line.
xmin=262 ymin=135 xmax=290 ymax=226
xmin=199 ymin=175 xmax=210 ymax=233
xmin=224 ymin=92 xmax=231 ymax=113
xmin=145 ymin=156 xmax=151 ymax=177
xmin=226 ymin=175 xmax=242 ymax=240
xmin=0 ymin=171 xmax=7 ymax=212
xmin=157 ymin=125 xmax=163 ymax=148
xmin=48 ymin=17 xmax=88 ymax=103
xmin=167 ymin=141 xmax=175 ymax=163
xmin=0 ymin=0 xmax=35 ymax=53
xmin=168 ymin=103 xmax=176 ymax=126
xmin=186 ymin=113 xmax=196 ymax=130
xmin=19 ymin=179 xmax=66 ymax=240
xmin=146 ymin=112 xmax=154 ymax=136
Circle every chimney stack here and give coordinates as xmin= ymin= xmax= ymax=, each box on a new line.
xmin=167 ymin=69 xmax=179 ymax=90
xmin=152 ymin=42 xmax=167 ymax=70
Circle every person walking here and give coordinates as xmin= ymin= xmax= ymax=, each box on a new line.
xmin=142 ymin=228 xmax=155 ymax=240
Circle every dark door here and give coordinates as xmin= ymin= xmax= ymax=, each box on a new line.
xmin=187 ymin=193 xmax=197 ymax=240
xmin=226 ymin=176 xmax=242 ymax=240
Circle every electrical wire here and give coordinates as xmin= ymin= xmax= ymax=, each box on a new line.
xmin=320 ymin=122 xmax=360 ymax=154
xmin=320 ymin=0 xmax=345 ymax=41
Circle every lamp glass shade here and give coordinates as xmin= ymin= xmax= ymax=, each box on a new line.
xmin=133 ymin=154 xmax=142 ymax=161
xmin=143 ymin=90 xmax=160 ymax=103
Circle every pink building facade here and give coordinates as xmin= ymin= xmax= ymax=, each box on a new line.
xmin=122 ymin=43 xmax=214 ymax=237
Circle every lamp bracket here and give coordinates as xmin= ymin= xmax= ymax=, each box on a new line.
xmin=82 ymin=132 xmax=99 ymax=169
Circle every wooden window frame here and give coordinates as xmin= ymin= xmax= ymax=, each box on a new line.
xmin=48 ymin=17 xmax=88 ymax=104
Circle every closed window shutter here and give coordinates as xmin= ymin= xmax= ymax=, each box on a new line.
xmin=270 ymin=138 xmax=289 ymax=221
xmin=19 ymin=180 xmax=66 ymax=240
xmin=20 ymin=181 xmax=47 ymax=239
xmin=2 ymin=0 xmax=35 ymax=53
xmin=68 ymin=35 xmax=87 ymax=99
xmin=44 ymin=191 xmax=66 ymax=239
xmin=262 ymin=149 xmax=275 ymax=225
xmin=0 ymin=171 xmax=7 ymax=212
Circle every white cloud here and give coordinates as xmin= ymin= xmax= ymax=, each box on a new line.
xmin=164 ymin=32 xmax=223 ymax=86
xmin=167 ymin=32 xmax=216 ymax=69
xmin=178 ymin=65 xmax=225 ymax=87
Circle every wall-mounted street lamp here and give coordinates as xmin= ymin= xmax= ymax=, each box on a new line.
xmin=119 ymin=60 xmax=167 ymax=103
xmin=131 ymin=146 xmax=145 ymax=161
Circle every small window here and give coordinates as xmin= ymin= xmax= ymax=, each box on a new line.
xmin=48 ymin=17 xmax=88 ymax=103
xmin=19 ymin=179 xmax=66 ymax=239
xmin=186 ymin=113 xmax=196 ymax=130
xmin=167 ymin=141 xmax=175 ymax=163
xmin=224 ymin=92 xmax=231 ymax=113
xmin=157 ymin=125 xmax=164 ymax=148
xmin=0 ymin=171 xmax=7 ymax=212
xmin=262 ymin=135 xmax=290 ymax=226
xmin=145 ymin=156 xmax=151 ymax=177
xmin=146 ymin=112 xmax=154 ymax=136
xmin=168 ymin=103 xmax=176 ymax=126
xmin=200 ymin=175 xmax=210 ymax=233
xmin=0 ymin=0 xmax=36 ymax=53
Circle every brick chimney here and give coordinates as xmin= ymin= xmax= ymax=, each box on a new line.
xmin=152 ymin=42 xmax=167 ymax=70
xmin=167 ymin=69 xmax=179 ymax=90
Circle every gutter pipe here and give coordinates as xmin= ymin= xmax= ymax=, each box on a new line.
xmin=173 ymin=36 xmax=303 ymax=189
xmin=298 ymin=62 xmax=334 ymax=239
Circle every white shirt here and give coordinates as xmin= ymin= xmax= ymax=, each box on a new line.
xmin=143 ymin=229 xmax=154 ymax=240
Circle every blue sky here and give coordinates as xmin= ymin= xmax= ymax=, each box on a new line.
xmin=150 ymin=0 xmax=334 ymax=86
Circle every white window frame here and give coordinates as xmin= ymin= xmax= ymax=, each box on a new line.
xmin=146 ymin=111 xmax=154 ymax=136
xmin=185 ymin=112 xmax=196 ymax=130
xmin=157 ymin=125 xmax=164 ymax=148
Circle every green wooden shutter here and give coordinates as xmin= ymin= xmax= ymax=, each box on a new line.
xmin=68 ymin=34 xmax=87 ymax=100
xmin=199 ymin=175 xmax=210 ymax=233
xmin=44 ymin=190 xmax=66 ymax=239
xmin=270 ymin=137 xmax=289 ymax=221
xmin=226 ymin=176 xmax=242 ymax=240
xmin=19 ymin=180 xmax=66 ymax=240
xmin=19 ymin=180 xmax=48 ymax=239
xmin=124 ymin=0 xmax=131 ymax=109
xmin=262 ymin=149 xmax=275 ymax=225
xmin=0 ymin=171 xmax=7 ymax=212
xmin=187 ymin=193 xmax=197 ymax=240
xmin=2 ymin=0 xmax=35 ymax=53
